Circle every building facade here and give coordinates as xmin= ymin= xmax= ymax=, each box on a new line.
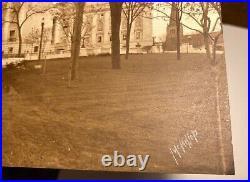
xmin=2 ymin=2 xmax=153 ymax=58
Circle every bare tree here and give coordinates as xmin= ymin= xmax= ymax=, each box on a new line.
xmin=180 ymin=3 xmax=223 ymax=64
xmin=174 ymin=3 xmax=183 ymax=60
xmin=25 ymin=27 xmax=50 ymax=54
xmin=69 ymin=2 xmax=85 ymax=82
xmin=154 ymin=2 xmax=222 ymax=64
xmin=109 ymin=2 xmax=123 ymax=69
xmin=50 ymin=2 xmax=75 ymax=43
xmin=210 ymin=2 xmax=223 ymax=65
xmin=51 ymin=2 xmax=97 ymax=47
xmin=122 ymin=2 xmax=150 ymax=59
xmin=24 ymin=28 xmax=40 ymax=53
xmin=2 ymin=2 xmax=50 ymax=57
xmin=200 ymin=3 xmax=212 ymax=61
xmin=25 ymin=27 xmax=51 ymax=73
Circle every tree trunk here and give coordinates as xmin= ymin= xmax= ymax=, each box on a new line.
xmin=202 ymin=5 xmax=211 ymax=61
xmin=18 ymin=27 xmax=22 ymax=57
xmin=212 ymin=32 xmax=222 ymax=65
xmin=203 ymin=32 xmax=211 ymax=60
xmin=125 ymin=23 xmax=132 ymax=60
xmin=70 ymin=2 xmax=85 ymax=81
xmin=176 ymin=8 xmax=181 ymax=60
xmin=110 ymin=2 xmax=123 ymax=69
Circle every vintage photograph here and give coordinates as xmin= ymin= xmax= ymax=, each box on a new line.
xmin=2 ymin=2 xmax=234 ymax=174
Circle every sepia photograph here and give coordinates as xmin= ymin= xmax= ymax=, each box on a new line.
xmin=2 ymin=2 xmax=235 ymax=176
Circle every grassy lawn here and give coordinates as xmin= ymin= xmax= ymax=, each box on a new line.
xmin=2 ymin=53 xmax=231 ymax=173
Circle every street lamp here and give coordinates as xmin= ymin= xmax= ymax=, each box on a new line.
xmin=38 ymin=17 xmax=45 ymax=61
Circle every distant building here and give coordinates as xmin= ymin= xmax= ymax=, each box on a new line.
xmin=182 ymin=32 xmax=224 ymax=49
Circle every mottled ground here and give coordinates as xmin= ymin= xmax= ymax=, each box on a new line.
xmin=2 ymin=53 xmax=234 ymax=174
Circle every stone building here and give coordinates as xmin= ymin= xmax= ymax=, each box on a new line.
xmin=2 ymin=3 xmax=55 ymax=56
xmin=2 ymin=2 xmax=153 ymax=58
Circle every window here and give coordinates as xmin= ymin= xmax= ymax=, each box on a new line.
xmin=123 ymin=34 xmax=127 ymax=40
xmin=81 ymin=42 xmax=85 ymax=48
xmin=135 ymin=17 xmax=143 ymax=30
xmin=83 ymin=36 xmax=91 ymax=47
xmin=9 ymin=30 xmax=16 ymax=42
xmin=8 ymin=47 xmax=13 ymax=53
xmin=86 ymin=15 xmax=93 ymax=35
xmin=97 ymin=21 xmax=103 ymax=31
xmin=135 ymin=31 xmax=142 ymax=40
xmin=97 ymin=35 xmax=102 ymax=43
xmin=10 ymin=30 xmax=15 ymax=37
xmin=85 ymin=25 xmax=92 ymax=36
xmin=34 ymin=46 xmax=39 ymax=53
xmin=97 ymin=14 xmax=104 ymax=32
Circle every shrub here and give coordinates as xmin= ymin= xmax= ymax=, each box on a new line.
xmin=98 ymin=52 xmax=111 ymax=57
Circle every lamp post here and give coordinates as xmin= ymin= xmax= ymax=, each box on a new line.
xmin=38 ymin=17 xmax=45 ymax=61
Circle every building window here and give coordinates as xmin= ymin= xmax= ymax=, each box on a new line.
xmin=135 ymin=31 xmax=142 ymax=40
xmin=123 ymin=34 xmax=127 ymax=40
xmin=121 ymin=30 xmax=127 ymax=41
xmin=86 ymin=15 xmax=93 ymax=35
xmin=83 ymin=36 xmax=91 ymax=48
xmin=97 ymin=14 xmax=104 ymax=32
xmin=97 ymin=21 xmax=103 ymax=32
xmin=9 ymin=30 xmax=16 ymax=42
xmin=81 ymin=42 xmax=85 ymax=48
xmin=85 ymin=25 xmax=92 ymax=35
xmin=135 ymin=16 xmax=143 ymax=30
xmin=8 ymin=47 xmax=13 ymax=53
xmin=97 ymin=35 xmax=102 ymax=43
xmin=34 ymin=46 xmax=39 ymax=53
